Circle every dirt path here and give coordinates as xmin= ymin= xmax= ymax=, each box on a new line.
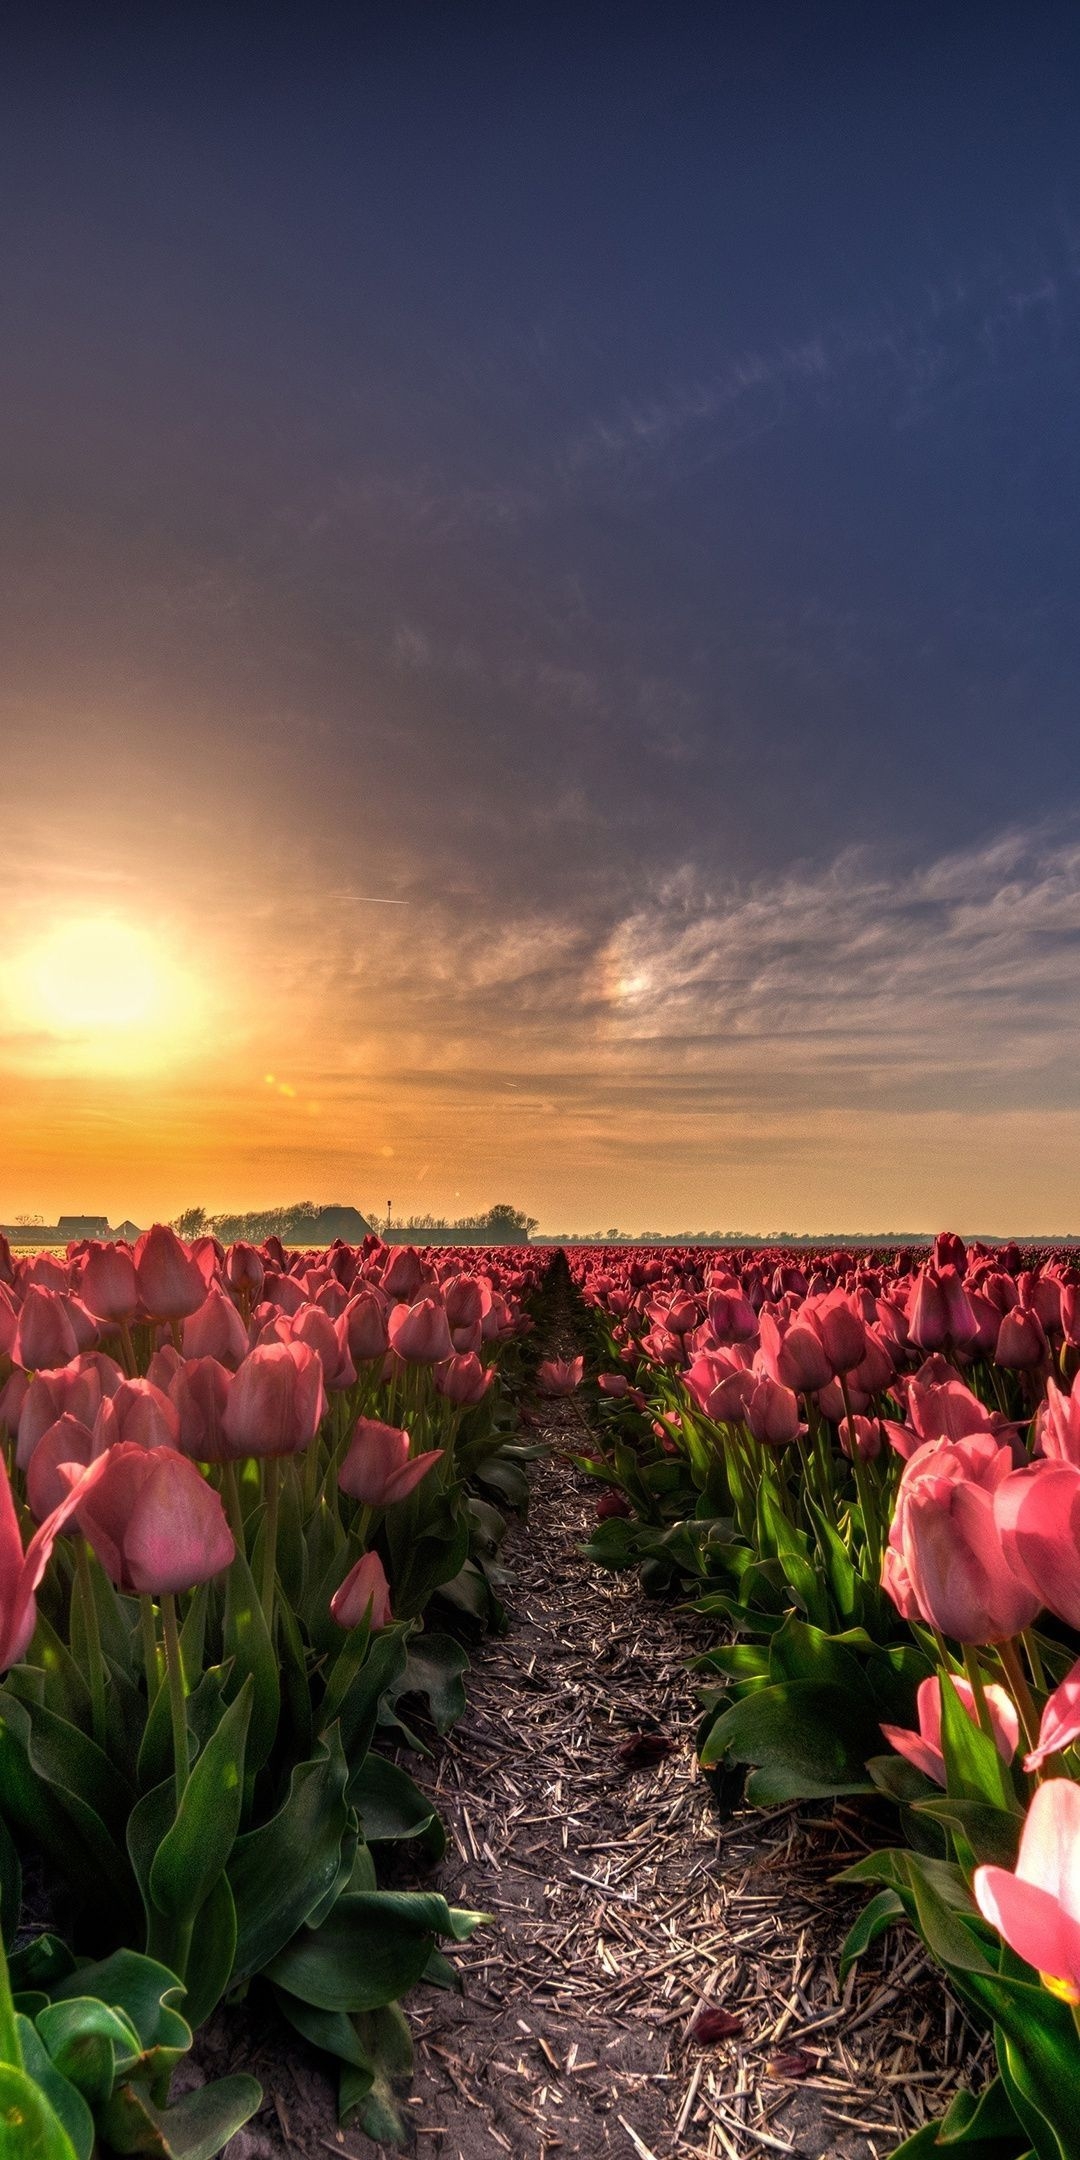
xmin=396 ymin=1394 xmax=985 ymax=2160
xmin=212 ymin=1301 xmax=988 ymax=2160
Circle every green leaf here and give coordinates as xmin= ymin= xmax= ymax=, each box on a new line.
xmin=392 ymin=1633 xmax=469 ymax=1736
xmin=33 ymin=1999 xmax=140 ymax=2106
xmin=699 ymin=1680 xmax=878 ymax=1800
xmin=0 ymin=1815 xmax=20 ymax=1950
xmin=916 ymin=1798 xmax=1023 ymax=1869
xmin=273 ymin=1989 xmax=371 ymax=2070
xmin=178 ymin=1874 xmax=238 ymax=2033
xmin=229 ymin=1730 xmax=351 ymax=1981
xmin=264 ymin=1891 xmax=485 ymax=2013
xmin=349 ymin=1755 xmax=445 ymax=1858
xmin=839 ymin=1889 xmax=905 ymax=1978
xmin=12 ymin=2020 xmax=93 ymax=2160
xmin=222 ymin=1551 xmax=279 ymax=1780
xmin=341 ymin=2005 xmax=414 ymax=2147
xmin=939 ymin=1674 xmax=1022 ymax=1815
xmin=7 ymin=1941 xmax=76 ymax=1997
xmin=99 ymin=2072 xmax=262 ymax=2160
xmin=52 ymin=1951 xmax=189 ymax=2058
xmin=0 ymin=2063 xmax=79 ymax=2160
xmin=149 ymin=1679 xmax=253 ymax=1924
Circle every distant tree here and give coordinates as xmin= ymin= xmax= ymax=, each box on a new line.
xmin=173 ymin=1205 xmax=209 ymax=1241
xmin=480 ymin=1202 xmax=539 ymax=1234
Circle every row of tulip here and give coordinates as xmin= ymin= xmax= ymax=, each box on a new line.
xmin=0 ymin=1224 xmax=542 ymax=2157
xmin=567 ymin=1235 xmax=1080 ymax=2160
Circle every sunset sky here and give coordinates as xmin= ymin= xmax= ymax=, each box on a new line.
xmin=5 ymin=6 xmax=1080 ymax=1235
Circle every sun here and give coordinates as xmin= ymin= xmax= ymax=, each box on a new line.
xmin=4 ymin=915 xmax=203 ymax=1072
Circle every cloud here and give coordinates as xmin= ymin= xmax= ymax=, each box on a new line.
xmin=596 ymin=825 xmax=1080 ymax=1112
xmin=562 ymin=235 xmax=1080 ymax=489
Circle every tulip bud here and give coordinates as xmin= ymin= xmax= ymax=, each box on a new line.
xmin=79 ymin=1242 xmax=140 ymax=1324
xmin=338 ymin=1419 xmax=443 ymax=1507
xmin=331 ymin=1549 xmax=393 ymax=1630
xmin=13 ymin=1288 xmax=79 ymax=1372
xmin=183 ymin=1287 xmax=249 ymax=1370
xmin=75 ymin=1443 xmax=235 ymax=1596
xmin=222 ymin=1340 xmax=327 ymax=1459
xmin=134 ymin=1225 xmax=209 ymax=1320
xmin=387 ymin=1298 xmax=455 ymax=1365
xmin=434 ymin=1352 xmax=493 ymax=1406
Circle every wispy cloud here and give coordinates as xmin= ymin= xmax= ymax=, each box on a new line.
xmin=561 ymin=235 xmax=1080 ymax=488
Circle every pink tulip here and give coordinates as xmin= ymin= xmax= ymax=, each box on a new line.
xmin=183 ymin=1286 xmax=249 ymax=1370
xmin=811 ymin=1290 xmax=867 ymax=1377
xmin=338 ymin=1419 xmax=443 ymax=1507
xmin=536 ymin=1357 xmax=585 ymax=1396
xmin=434 ymin=1352 xmax=494 ymax=1406
xmin=706 ymin=1290 xmax=757 ymax=1344
xmin=927 ymin=1264 xmax=981 ymax=1351
xmin=684 ymin=1351 xmax=755 ymax=1423
xmin=79 ymin=1242 xmax=140 ymax=1324
xmin=881 ymin=1673 xmax=1018 ymax=1786
xmin=170 ymin=1356 xmax=233 ymax=1462
xmin=995 ymin=1307 xmax=1048 ymax=1372
xmin=760 ymin=1314 xmax=832 ymax=1395
xmin=995 ymin=1460 xmax=1080 ymax=1630
xmin=388 ymin=1298 xmax=455 ymax=1365
xmin=381 ymin=1246 xmax=425 ymax=1301
xmin=1061 ymin=1283 xmax=1080 ymax=1350
xmin=1025 ymin=1656 xmax=1080 ymax=1771
xmin=744 ymin=1375 xmax=802 ymax=1447
xmin=134 ymin=1225 xmax=208 ymax=1321
xmin=907 ymin=1376 xmax=1014 ymax=1447
xmin=26 ymin=1414 xmax=98 ymax=1522
xmin=13 ymin=1287 xmax=79 ymax=1371
xmin=226 ymin=1242 xmax=265 ymax=1299
xmin=1037 ymin=1376 xmax=1080 ymax=1468
xmin=222 ymin=1341 xmax=327 ymax=1459
xmin=597 ymin=1372 xmax=630 ymax=1397
xmin=886 ymin=1435 xmax=1040 ymax=1643
xmin=975 ymin=1780 xmax=1080 ymax=2003
xmin=443 ymin=1276 xmax=489 ymax=1331
xmin=1 ymin=1449 xmax=110 ymax=1667
xmin=841 ymin=1414 xmax=883 ymax=1462
xmin=342 ymin=1290 xmax=390 ymax=1363
xmin=93 ymin=1377 xmax=180 ymax=1452
xmin=290 ymin=1304 xmax=357 ymax=1390
xmin=17 ymin=1361 xmax=105 ymax=1470
xmin=331 ymin=1548 xmax=393 ymax=1630
xmin=74 ymin=1442 xmax=235 ymax=1596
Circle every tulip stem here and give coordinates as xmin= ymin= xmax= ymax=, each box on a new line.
xmin=223 ymin=1461 xmax=245 ymax=1548
xmin=0 ymin=1932 xmax=21 ymax=2069
xmin=1022 ymin=1628 xmax=1048 ymax=1695
xmin=962 ymin=1646 xmax=996 ymax=1742
xmin=261 ymin=1458 xmax=281 ymax=1639
xmin=140 ymin=1595 xmax=161 ymax=1702
xmin=160 ymin=1594 xmax=189 ymax=1809
xmin=75 ymin=1537 xmax=107 ymax=1751
xmin=996 ymin=1635 xmax=1041 ymax=1755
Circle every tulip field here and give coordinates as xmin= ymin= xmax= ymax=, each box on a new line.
xmin=0 ymin=1226 xmax=541 ymax=2156
xmin=569 ymin=1234 xmax=1080 ymax=2160
xmin=3 ymin=1226 xmax=1080 ymax=2159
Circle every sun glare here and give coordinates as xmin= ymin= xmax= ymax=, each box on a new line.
xmin=3 ymin=915 xmax=203 ymax=1072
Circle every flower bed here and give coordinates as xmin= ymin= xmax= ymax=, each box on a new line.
xmin=570 ymin=1235 xmax=1080 ymax=2160
xmin=0 ymin=1225 xmax=541 ymax=2157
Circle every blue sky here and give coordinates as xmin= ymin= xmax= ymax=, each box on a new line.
xmin=3 ymin=4 xmax=1080 ymax=1230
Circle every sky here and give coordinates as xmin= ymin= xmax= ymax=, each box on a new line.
xmin=3 ymin=3 xmax=1080 ymax=1235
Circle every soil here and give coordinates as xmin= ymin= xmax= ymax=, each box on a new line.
xmin=191 ymin=1304 xmax=987 ymax=2160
